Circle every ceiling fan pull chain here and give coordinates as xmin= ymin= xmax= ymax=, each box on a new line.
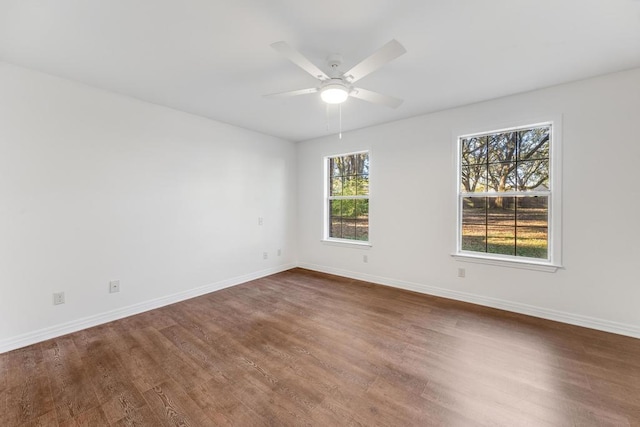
xmin=339 ymin=104 xmax=342 ymax=140
xmin=325 ymin=103 xmax=330 ymax=131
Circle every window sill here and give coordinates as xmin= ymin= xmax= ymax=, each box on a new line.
xmin=321 ymin=239 xmax=372 ymax=249
xmin=452 ymin=253 xmax=561 ymax=272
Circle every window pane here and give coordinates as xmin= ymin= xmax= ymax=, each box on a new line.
xmin=487 ymin=162 xmax=516 ymax=192
xmin=355 ymin=198 xmax=369 ymax=217
xmin=341 ymin=199 xmax=356 ymax=218
xmin=487 ymin=197 xmax=515 ymax=255
xmin=461 ymin=197 xmax=487 ymax=252
xmin=329 ymin=200 xmax=342 ymax=238
xmin=330 ymin=177 xmax=343 ymax=196
xmin=342 ymin=176 xmax=357 ymax=196
xmin=516 ymin=196 xmax=548 ymax=224
xmin=487 ymin=225 xmax=515 ymax=255
xmin=355 ymin=199 xmax=369 ymax=241
xmin=356 ymin=152 xmax=369 ymax=175
xmin=517 ymin=160 xmax=549 ymax=191
xmin=462 ymin=197 xmax=486 ymax=225
xmin=340 ymin=199 xmax=356 ymax=240
xmin=461 ymin=136 xmax=487 ymax=166
xmin=461 ymin=231 xmax=486 ymax=252
xmin=356 ymin=174 xmax=369 ymax=195
xmin=515 ymin=197 xmax=548 ymax=259
xmin=330 ymin=158 xmax=342 ymax=177
xmin=488 ymin=132 xmax=517 ymax=164
xmin=330 ymin=222 xmax=342 ymax=238
xmin=344 ymin=154 xmax=359 ymax=179
xmin=487 ymin=197 xmax=515 ymax=222
xmin=518 ymin=127 xmax=550 ymax=161
xmin=330 ymin=199 xmax=342 ymax=216
xmin=341 ymin=218 xmax=357 ymax=240
xmin=461 ymin=164 xmax=488 ymax=192
xmin=516 ymin=230 xmax=548 ymax=259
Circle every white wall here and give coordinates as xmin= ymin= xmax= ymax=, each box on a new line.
xmin=2 ymin=62 xmax=638 ymax=352
xmin=0 ymin=63 xmax=297 ymax=352
xmin=297 ymin=68 xmax=640 ymax=337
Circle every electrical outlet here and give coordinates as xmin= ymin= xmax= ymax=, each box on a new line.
xmin=109 ymin=280 xmax=120 ymax=293
xmin=277 ymin=249 xmax=282 ymax=256
xmin=263 ymin=252 xmax=268 ymax=260
xmin=363 ymin=254 xmax=368 ymax=263
xmin=258 ymin=217 xmax=264 ymax=225
xmin=53 ymin=292 xmax=65 ymax=305
xmin=457 ymin=268 xmax=466 ymax=278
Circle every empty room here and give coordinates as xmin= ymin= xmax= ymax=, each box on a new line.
xmin=1 ymin=1 xmax=640 ymax=425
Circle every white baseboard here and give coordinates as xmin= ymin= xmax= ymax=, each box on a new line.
xmin=4 ymin=261 xmax=638 ymax=354
xmin=0 ymin=263 xmax=296 ymax=354
xmin=297 ymin=262 xmax=640 ymax=340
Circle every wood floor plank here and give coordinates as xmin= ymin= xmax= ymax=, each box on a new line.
xmin=143 ymin=379 xmax=218 ymax=427
xmin=0 ymin=351 xmax=8 ymax=426
xmin=407 ymin=323 xmax=592 ymax=391
xmin=104 ymin=324 xmax=172 ymax=392
xmin=406 ymin=340 xmax=632 ymax=426
xmin=282 ymin=329 xmax=377 ymax=392
xmin=310 ymin=396 xmax=370 ymax=426
xmin=18 ymin=410 xmax=58 ymax=427
xmin=107 ymin=403 xmax=164 ymax=426
xmin=5 ymin=345 xmax=54 ymax=426
xmin=227 ymin=373 xmax=314 ymax=426
xmin=116 ymin=307 xmax=177 ymax=332
xmin=2 ymin=268 xmax=640 ymax=426
xmin=368 ymin=376 xmax=481 ymax=427
xmin=71 ymin=328 xmax=147 ymax=424
xmin=159 ymin=324 xmax=244 ymax=386
xmin=58 ymin=406 xmax=110 ymax=427
xmin=41 ymin=336 xmax=99 ymax=424
xmin=187 ymin=378 xmax=262 ymax=426
xmin=129 ymin=326 xmax=213 ymax=392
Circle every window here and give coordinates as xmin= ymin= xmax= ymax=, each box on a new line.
xmin=325 ymin=151 xmax=369 ymax=243
xmin=457 ymin=123 xmax=560 ymax=268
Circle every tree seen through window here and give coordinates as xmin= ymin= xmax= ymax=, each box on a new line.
xmin=328 ymin=152 xmax=369 ymax=241
xmin=460 ymin=125 xmax=550 ymax=259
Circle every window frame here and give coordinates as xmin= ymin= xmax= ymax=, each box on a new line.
xmin=323 ymin=150 xmax=371 ymax=247
xmin=454 ymin=120 xmax=562 ymax=272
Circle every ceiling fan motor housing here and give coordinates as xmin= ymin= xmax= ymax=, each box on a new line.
xmin=326 ymin=53 xmax=344 ymax=77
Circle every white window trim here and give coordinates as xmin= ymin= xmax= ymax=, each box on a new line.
xmin=320 ymin=238 xmax=373 ymax=248
xmin=453 ymin=118 xmax=563 ymax=272
xmin=323 ymin=150 xmax=371 ymax=246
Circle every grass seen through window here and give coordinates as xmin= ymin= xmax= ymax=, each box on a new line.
xmin=459 ymin=125 xmax=551 ymax=260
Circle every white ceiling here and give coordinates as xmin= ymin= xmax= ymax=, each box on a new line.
xmin=1 ymin=1 xmax=639 ymax=142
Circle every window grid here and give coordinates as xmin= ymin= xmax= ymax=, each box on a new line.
xmin=326 ymin=152 xmax=370 ymax=242
xmin=459 ymin=124 xmax=551 ymax=260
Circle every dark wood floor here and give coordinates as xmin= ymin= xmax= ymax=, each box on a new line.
xmin=2 ymin=268 xmax=640 ymax=426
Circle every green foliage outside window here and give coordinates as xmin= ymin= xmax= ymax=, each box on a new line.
xmin=328 ymin=152 xmax=369 ymax=241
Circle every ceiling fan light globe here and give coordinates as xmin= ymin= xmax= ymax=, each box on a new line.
xmin=321 ymin=86 xmax=349 ymax=104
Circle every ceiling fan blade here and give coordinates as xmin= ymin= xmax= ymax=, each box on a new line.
xmin=350 ymin=88 xmax=403 ymax=109
xmin=271 ymin=41 xmax=329 ymax=80
xmin=263 ymin=87 xmax=319 ymax=99
xmin=343 ymin=39 xmax=406 ymax=83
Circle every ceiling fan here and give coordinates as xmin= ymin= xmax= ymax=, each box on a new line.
xmin=264 ymin=39 xmax=406 ymax=108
